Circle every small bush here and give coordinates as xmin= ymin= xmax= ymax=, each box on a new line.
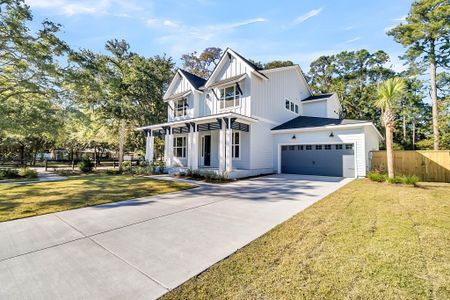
xmin=18 ymin=167 xmax=38 ymax=179
xmin=387 ymin=176 xmax=404 ymax=184
xmin=120 ymin=160 xmax=132 ymax=173
xmin=79 ymin=155 xmax=93 ymax=173
xmin=368 ymin=171 xmax=386 ymax=182
xmin=151 ymin=160 xmax=165 ymax=174
xmin=398 ymin=174 xmax=419 ymax=185
xmin=133 ymin=166 xmax=153 ymax=176
xmin=369 ymin=170 xmax=419 ymax=186
xmin=0 ymin=168 xmax=19 ymax=179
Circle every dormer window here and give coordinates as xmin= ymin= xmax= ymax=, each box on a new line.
xmin=219 ymin=85 xmax=240 ymax=109
xmin=174 ymin=98 xmax=188 ymax=117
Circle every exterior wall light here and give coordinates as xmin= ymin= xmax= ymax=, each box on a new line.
xmin=329 ymin=132 xmax=334 ymax=138
xmin=292 ymin=134 xmax=296 ymax=139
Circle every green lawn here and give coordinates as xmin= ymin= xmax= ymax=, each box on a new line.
xmin=0 ymin=175 xmax=193 ymax=222
xmin=162 ymin=180 xmax=450 ymax=300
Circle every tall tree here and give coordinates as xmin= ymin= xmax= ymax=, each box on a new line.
xmin=0 ymin=0 xmax=69 ymax=162
xmin=309 ymin=50 xmax=395 ymax=124
xmin=375 ymin=78 xmax=406 ymax=178
xmin=181 ymin=47 xmax=222 ymax=78
xmin=0 ymin=0 xmax=69 ymax=102
xmin=387 ymin=0 xmax=450 ymax=150
xmin=68 ymin=39 xmax=174 ymax=167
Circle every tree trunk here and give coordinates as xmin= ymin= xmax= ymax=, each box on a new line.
xmin=386 ymin=126 xmax=395 ymax=178
xmin=19 ymin=144 xmax=25 ymax=166
xmin=412 ymin=120 xmax=416 ymax=150
xmin=430 ymin=42 xmax=439 ymax=150
xmin=402 ymin=115 xmax=406 ymax=143
xmin=118 ymin=119 xmax=125 ymax=170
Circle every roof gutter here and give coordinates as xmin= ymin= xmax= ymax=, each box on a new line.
xmin=271 ymin=122 xmax=384 ymax=140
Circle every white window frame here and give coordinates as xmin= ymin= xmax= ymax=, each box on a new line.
xmin=174 ymin=98 xmax=188 ymax=117
xmin=285 ymin=98 xmax=299 ymax=115
xmin=232 ymin=131 xmax=241 ymax=160
xmin=219 ymin=84 xmax=240 ymax=110
xmin=173 ymin=136 xmax=187 ymax=158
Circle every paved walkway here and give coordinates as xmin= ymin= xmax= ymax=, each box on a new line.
xmin=0 ymin=174 xmax=352 ymax=299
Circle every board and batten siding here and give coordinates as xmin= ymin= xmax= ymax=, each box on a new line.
xmin=251 ymin=68 xmax=310 ymax=124
xmin=205 ymin=56 xmax=252 ymax=117
xmin=249 ymin=121 xmax=275 ymax=170
xmin=167 ymin=74 xmax=196 ymax=122
xmin=272 ymin=127 xmax=369 ymax=177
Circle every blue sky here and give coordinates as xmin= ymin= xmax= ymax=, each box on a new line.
xmin=25 ymin=0 xmax=414 ymax=73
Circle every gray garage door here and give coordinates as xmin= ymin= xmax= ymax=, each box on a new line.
xmin=281 ymin=144 xmax=355 ymax=177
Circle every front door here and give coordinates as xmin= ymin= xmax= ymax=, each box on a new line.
xmin=204 ymin=135 xmax=211 ymax=166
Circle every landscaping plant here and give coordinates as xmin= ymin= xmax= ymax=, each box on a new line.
xmin=79 ymin=155 xmax=93 ymax=173
xmin=374 ymin=78 xmax=406 ymax=178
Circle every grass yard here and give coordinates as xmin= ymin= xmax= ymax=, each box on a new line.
xmin=0 ymin=175 xmax=193 ymax=222
xmin=162 ymin=179 xmax=450 ymax=300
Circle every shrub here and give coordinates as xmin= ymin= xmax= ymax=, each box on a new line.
xmin=398 ymin=174 xmax=419 ymax=185
xmin=18 ymin=167 xmax=38 ymax=179
xmin=121 ymin=160 xmax=132 ymax=172
xmin=151 ymin=160 xmax=165 ymax=174
xmin=368 ymin=171 xmax=418 ymax=186
xmin=387 ymin=176 xmax=404 ymax=184
xmin=203 ymin=171 xmax=229 ymax=183
xmin=0 ymin=168 xmax=19 ymax=179
xmin=133 ymin=166 xmax=153 ymax=176
xmin=106 ymin=169 xmax=122 ymax=175
xmin=79 ymin=155 xmax=93 ymax=173
xmin=368 ymin=171 xmax=386 ymax=182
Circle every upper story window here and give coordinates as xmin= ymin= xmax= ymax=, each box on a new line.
xmin=219 ymin=85 xmax=240 ymax=109
xmin=174 ymin=98 xmax=188 ymax=117
xmin=285 ymin=99 xmax=299 ymax=114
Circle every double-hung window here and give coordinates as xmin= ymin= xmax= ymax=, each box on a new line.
xmin=232 ymin=132 xmax=240 ymax=159
xmin=173 ymin=136 xmax=187 ymax=158
xmin=174 ymin=98 xmax=188 ymax=117
xmin=219 ymin=85 xmax=240 ymax=109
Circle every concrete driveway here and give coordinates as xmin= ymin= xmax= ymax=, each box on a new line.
xmin=0 ymin=174 xmax=352 ymax=299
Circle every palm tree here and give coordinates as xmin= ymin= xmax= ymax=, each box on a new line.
xmin=375 ymin=78 xmax=406 ymax=178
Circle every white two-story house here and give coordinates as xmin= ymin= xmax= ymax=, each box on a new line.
xmin=138 ymin=48 xmax=381 ymax=179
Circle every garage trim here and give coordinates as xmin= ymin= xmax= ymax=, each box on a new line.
xmin=277 ymin=141 xmax=358 ymax=178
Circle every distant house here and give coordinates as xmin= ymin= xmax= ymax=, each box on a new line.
xmin=138 ymin=48 xmax=381 ymax=179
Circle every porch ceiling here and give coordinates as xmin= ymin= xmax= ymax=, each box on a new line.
xmin=136 ymin=112 xmax=257 ymax=132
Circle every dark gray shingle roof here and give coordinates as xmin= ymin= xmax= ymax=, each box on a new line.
xmin=272 ymin=116 xmax=369 ymax=131
xmin=302 ymin=93 xmax=334 ymax=102
xmin=179 ymin=69 xmax=207 ymax=90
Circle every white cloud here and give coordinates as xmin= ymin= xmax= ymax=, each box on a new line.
xmin=393 ymin=15 xmax=407 ymax=21
xmin=291 ymin=8 xmax=323 ymax=26
xmin=25 ymin=0 xmax=143 ymax=16
xmin=343 ymin=25 xmax=354 ymax=31
xmin=343 ymin=37 xmax=361 ymax=44
xmin=147 ymin=18 xmax=267 ymax=58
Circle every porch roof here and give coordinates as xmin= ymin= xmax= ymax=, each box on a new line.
xmin=136 ymin=112 xmax=257 ymax=131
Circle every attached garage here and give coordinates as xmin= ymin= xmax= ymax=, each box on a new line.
xmin=271 ymin=116 xmax=383 ymax=178
xmin=281 ymin=144 xmax=355 ymax=177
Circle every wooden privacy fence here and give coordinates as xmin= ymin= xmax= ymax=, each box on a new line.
xmin=370 ymin=150 xmax=450 ymax=182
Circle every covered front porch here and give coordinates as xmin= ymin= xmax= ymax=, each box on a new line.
xmin=139 ymin=112 xmax=257 ymax=177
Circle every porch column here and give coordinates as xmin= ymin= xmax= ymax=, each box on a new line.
xmin=187 ymin=130 xmax=193 ymax=168
xmin=145 ymin=130 xmax=154 ymax=163
xmin=191 ymin=125 xmax=199 ymax=170
xmin=225 ymin=118 xmax=233 ymax=173
xmin=165 ymin=127 xmax=173 ymax=167
xmin=219 ymin=120 xmax=226 ymax=172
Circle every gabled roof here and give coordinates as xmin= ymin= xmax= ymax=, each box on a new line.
xmin=178 ymin=69 xmax=207 ymax=90
xmin=302 ymin=93 xmax=334 ymax=102
xmin=271 ymin=116 xmax=369 ymax=131
xmin=204 ymin=48 xmax=267 ymax=88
